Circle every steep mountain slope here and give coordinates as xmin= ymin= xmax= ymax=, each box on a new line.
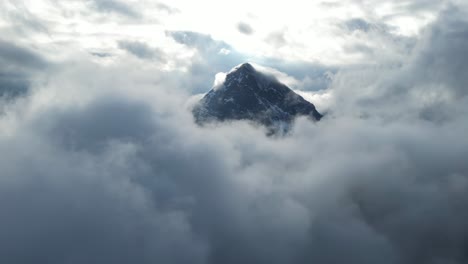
xmin=193 ymin=63 xmax=322 ymax=130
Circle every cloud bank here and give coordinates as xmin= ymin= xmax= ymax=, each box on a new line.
xmin=1 ymin=1 xmax=468 ymax=264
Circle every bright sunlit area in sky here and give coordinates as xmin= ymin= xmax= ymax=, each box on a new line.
xmin=2 ymin=0 xmax=444 ymax=66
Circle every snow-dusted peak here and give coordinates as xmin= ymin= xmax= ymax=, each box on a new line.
xmin=229 ymin=62 xmax=256 ymax=74
xmin=193 ymin=63 xmax=323 ymax=133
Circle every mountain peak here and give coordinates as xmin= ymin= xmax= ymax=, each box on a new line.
xmin=234 ymin=62 xmax=255 ymax=73
xmin=193 ymin=63 xmax=322 ymax=133
xmin=222 ymin=63 xmax=260 ymax=91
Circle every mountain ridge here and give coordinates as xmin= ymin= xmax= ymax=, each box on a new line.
xmin=192 ymin=63 xmax=322 ymax=131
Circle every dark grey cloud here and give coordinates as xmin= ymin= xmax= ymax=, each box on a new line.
xmin=0 ymin=72 xmax=29 ymax=99
xmin=237 ymin=22 xmax=254 ymax=35
xmin=2 ymin=73 xmax=468 ymax=264
xmin=344 ymin=18 xmax=372 ymax=32
xmin=90 ymin=51 xmax=113 ymax=58
xmin=118 ymin=40 xmax=166 ymax=61
xmin=0 ymin=39 xmax=47 ymax=70
xmin=0 ymin=40 xmax=48 ymax=99
xmin=36 ymin=97 xmax=156 ymax=152
xmin=91 ymin=0 xmax=140 ymax=18
xmin=0 ymin=130 xmax=208 ymax=264
xmin=408 ymin=6 xmax=468 ymax=98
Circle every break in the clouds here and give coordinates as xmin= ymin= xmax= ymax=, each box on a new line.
xmin=1 ymin=0 xmax=468 ymax=264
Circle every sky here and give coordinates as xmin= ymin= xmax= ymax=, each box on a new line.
xmin=1 ymin=0 xmax=468 ymax=263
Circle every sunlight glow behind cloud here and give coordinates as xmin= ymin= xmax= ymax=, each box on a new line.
xmin=1 ymin=0 xmax=446 ymax=67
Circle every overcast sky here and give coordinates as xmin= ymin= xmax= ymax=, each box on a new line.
xmin=1 ymin=1 xmax=468 ymax=264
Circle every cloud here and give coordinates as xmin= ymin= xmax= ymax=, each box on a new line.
xmin=166 ymin=31 xmax=246 ymax=92
xmin=2 ymin=55 xmax=468 ymax=263
xmin=90 ymin=51 xmax=113 ymax=58
xmin=91 ymin=0 xmax=140 ymax=18
xmin=166 ymin=30 xmax=335 ymax=94
xmin=0 ymin=39 xmax=48 ymax=99
xmin=327 ymin=5 xmax=468 ymax=121
xmin=37 ymin=97 xmax=157 ymax=152
xmin=0 ymin=39 xmax=47 ymax=70
xmin=118 ymin=40 xmax=166 ymax=62
xmin=1 ymin=1 xmax=468 ymax=264
xmin=0 ymin=0 xmax=50 ymax=36
xmin=237 ymin=22 xmax=254 ymax=35
xmin=408 ymin=6 xmax=468 ymax=98
xmin=344 ymin=18 xmax=372 ymax=32
xmin=343 ymin=43 xmax=375 ymax=56
xmin=167 ymin=31 xmax=231 ymax=55
xmin=156 ymin=3 xmax=179 ymax=14
xmin=0 ymin=72 xmax=30 ymax=100
xmin=266 ymin=31 xmax=287 ymax=48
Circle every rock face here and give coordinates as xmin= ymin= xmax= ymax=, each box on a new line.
xmin=192 ymin=63 xmax=322 ymax=131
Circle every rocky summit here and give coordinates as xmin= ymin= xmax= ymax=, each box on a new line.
xmin=192 ymin=63 xmax=322 ymax=132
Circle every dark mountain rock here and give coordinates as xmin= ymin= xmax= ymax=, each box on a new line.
xmin=192 ymin=63 xmax=322 ymax=131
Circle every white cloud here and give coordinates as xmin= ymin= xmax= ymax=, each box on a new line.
xmin=213 ymin=72 xmax=227 ymax=88
xmin=218 ymin=48 xmax=231 ymax=55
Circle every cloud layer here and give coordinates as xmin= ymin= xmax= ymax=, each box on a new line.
xmin=1 ymin=1 xmax=468 ymax=264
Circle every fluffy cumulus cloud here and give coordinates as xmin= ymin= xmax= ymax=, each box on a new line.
xmin=1 ymin=0 xmax=468 ymax=264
